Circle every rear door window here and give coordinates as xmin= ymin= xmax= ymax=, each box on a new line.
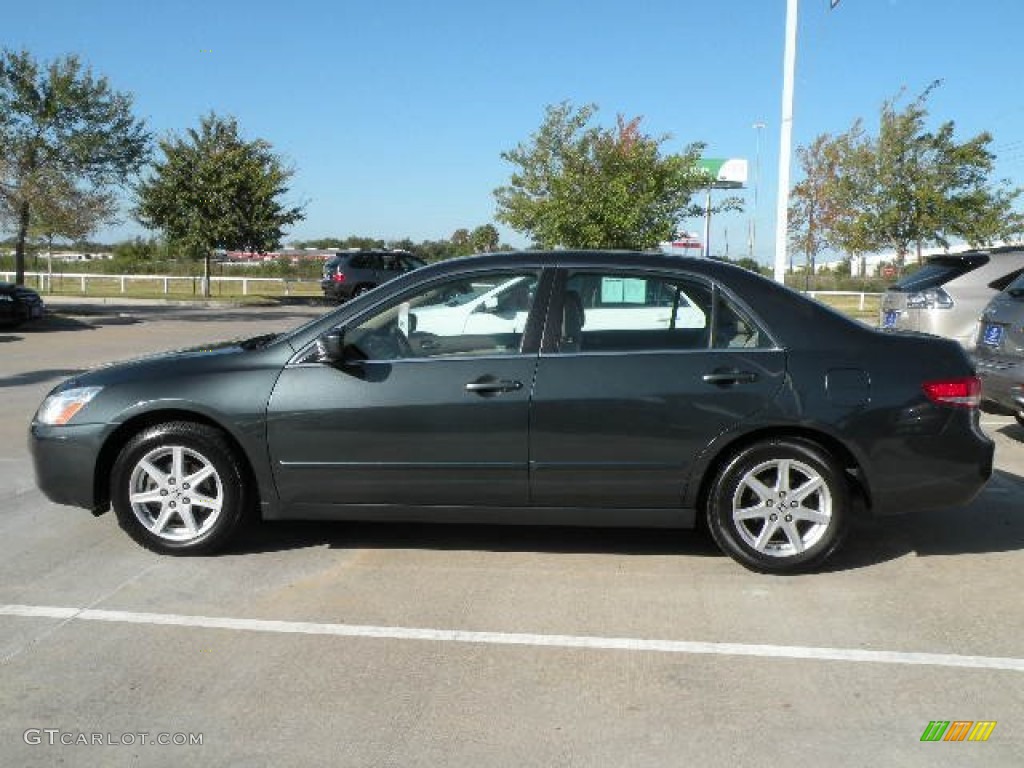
xmin=557 ymin=271 xmax=772 ymax=353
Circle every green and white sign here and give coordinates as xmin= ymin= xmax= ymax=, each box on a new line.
xmin=696 ymin=158 xmax=748 ymax=189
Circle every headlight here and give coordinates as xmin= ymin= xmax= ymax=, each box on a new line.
xmin=36 ymin=386 xmax=104 ymax=425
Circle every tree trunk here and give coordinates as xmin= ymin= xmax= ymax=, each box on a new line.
xmin=14 ymin=200 xmax=30 ymax=286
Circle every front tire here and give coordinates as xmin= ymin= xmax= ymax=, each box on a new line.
xmin=706 ymin=439 xmax=848 ymax=574
xmin=111 ymin=422 xmax=250 ymax=555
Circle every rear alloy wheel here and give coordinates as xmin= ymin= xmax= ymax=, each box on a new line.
xmin=706 ymin=439 xmax=848 ymax=574
xmin=111 ymin=422 xmax=249 ymax=554
xmin=353 ymin=284 xmax=375 ymax=297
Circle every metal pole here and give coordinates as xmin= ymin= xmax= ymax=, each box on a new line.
xmin=774 ymin=0 xmax=799 ymax=284
xmin=702 ymin=185 xmax=713 ymax=258
xmin=750 ymin=122 xmax=765 ymax=261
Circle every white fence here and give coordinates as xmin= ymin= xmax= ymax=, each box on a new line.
xmin=2 ymin=271 xmax=882 ymax=309
xmin=805 ymin=290 xmax=880 ymax=312
xmin=1 ymin=271 xmax=317 ymax=296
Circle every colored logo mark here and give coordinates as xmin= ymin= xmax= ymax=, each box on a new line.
xmin=920 ymin=720 xmax=996 ymax=742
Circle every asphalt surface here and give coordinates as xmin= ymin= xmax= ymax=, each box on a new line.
xmin=1 ymin=302 xmax=1023 ymax=767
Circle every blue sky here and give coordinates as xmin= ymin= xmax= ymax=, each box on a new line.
xmin=6 ymin=1 xmax=1024 ymax=263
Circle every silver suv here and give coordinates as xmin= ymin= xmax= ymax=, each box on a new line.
xmin=972 ymin=271 xmax=1024 ymax=427
xmin=880 ymin=248 xmax=1024 ymax=348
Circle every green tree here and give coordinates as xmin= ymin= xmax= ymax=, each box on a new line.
xmin=789 ymin=123 xmax=876 ymax=278
xmin=135 ymin=113 xmax=304 ymax=295
xmin=28 ymin=169 xmax=118 ymax=247
xmin=494 ymin=102 xmax=710 ymax=250
xmin=791 ymin=84 xmax=1023 ymax=275
xmin=0 ymin=49 xmax=150 ymax=284
xmin=470 ymin=223 xmax=500 ymax=253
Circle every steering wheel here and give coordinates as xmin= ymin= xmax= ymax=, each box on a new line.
xmin=388 ymin=322 xmax=414 ymax=358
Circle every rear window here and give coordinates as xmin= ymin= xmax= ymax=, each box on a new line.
xmin=989 ymin=267 xmax=1024 ymax=292
xmin=889 ymin=256 xmax=987 ymax=292
xmin=1004 ymin=270 xmax=1024 ymax=298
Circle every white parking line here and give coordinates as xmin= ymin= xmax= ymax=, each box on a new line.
xmin=2 ymin=603 xmax=1022 ymax=673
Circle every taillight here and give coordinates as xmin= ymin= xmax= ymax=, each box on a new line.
xmin=922 ymin=376 xmax=981 ymax=408
xmin=906 ymin=287 xmax=953 ymax=309
xmin=332 ymin=273 xmax=346 ymax=283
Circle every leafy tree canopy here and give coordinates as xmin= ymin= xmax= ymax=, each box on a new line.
xmin=789 ymin=83 xmax=1024 ymax=270
xmin=0 ymin=48 xmax=150 ymax=283
xmin=135 ymin=113 xmax=304 ymax=259
xmin=494 ymin=102 xmax=711 ymax=250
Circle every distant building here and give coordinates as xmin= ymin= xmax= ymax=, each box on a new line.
xmin=47 ymin=251 xmax=114 ymax=262
xmin=658 ymin=233 xmax=703 ymax=256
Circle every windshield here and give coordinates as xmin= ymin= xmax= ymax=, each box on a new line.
xmin=888 ymin=256 xmax=986 ymax=292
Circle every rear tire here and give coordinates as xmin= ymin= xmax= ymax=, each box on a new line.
xmin=110 ymin=422 xmax=250 ymax=555
xmin=706 ymin=439 xmax=848 ymax=574
xmin=1015 ymin=411 xmax=1024 ymax=429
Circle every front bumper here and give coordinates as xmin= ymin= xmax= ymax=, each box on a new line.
xmin=29 ymin=422 xmax=108 ymax=512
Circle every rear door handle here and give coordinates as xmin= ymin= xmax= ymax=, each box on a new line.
xmin=465 ymin=377 xmax=523 ymax=395
xmin=702 ymin=370 xmax=758 ymax=386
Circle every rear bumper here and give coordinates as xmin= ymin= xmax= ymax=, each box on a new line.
xmin=974 ymin=357 xmax=1024 ymax=413
xmin=867 ymin=413 xmax=995 ymax=516
xmin=321 ymin=281 xmax=353 ymax=301
xmin=29 ymin=422 xmax=107 ymax=511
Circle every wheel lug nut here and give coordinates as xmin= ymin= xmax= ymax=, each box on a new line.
xmin=169 ymin=501 xmax=176 ymax=508
xmin=160 ymin=490 xmax=169 ymax=497
xmin=785 ymin=514 xmax=793 ymax=522
xmin=168 ymin=478 xmax=176 ymax=485
xmin=769 ymin=513 xmax=778 ymax=521
xmin=183 ymin=498 xmax=190 ymax=505
xmin=766 ymin=500 xmax=774 ymax=507
xmin=183 ymin=483 xmax=190 ymax=490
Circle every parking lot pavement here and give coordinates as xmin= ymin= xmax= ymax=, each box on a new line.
xmin=1 ymin=307 xmax=1023 ymax=767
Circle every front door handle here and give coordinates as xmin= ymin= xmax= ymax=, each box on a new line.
xmin=465 ymin=377 xmax=523 ymax=395
xmin=702 ymin=369 xmax=758 ymax=386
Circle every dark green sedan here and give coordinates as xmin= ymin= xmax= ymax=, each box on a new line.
xmin=30 ymin=252 xmax=994 ymax=573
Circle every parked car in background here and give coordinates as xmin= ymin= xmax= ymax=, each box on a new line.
xmin=972 ymin=270 xmax=1024 ymax=427
xmin=879 ymin=247 xmax=1024 ymax=348
xmin=31 ymin=251 xmax=993 ymax=574
xmin=320 ymin=249 xmax=425 ymax=302
xmin=0 ymin=282 xmax=45 ymax=329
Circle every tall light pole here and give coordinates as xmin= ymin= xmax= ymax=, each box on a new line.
xmin=749 ymin=121 xmax=766 ymax=261
xmin=773 ymin=0 xmax=799 ymax=284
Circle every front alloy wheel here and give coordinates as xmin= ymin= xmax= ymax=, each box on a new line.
xmin=111 ymin=422 xmax=249 ymax=554
xmin=707 ymin=440 xmax=848 ymax=573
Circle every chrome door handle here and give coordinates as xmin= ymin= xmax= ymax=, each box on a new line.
xmin=702 ymin=370 xmax=758 ymax=385
xmin=465 ymin=378 xmax=523 ymax=394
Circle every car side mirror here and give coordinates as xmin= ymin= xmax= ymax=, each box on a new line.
xmin=316 ymin=331 xmax=345 ymax=363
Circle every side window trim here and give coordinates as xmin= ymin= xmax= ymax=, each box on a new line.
xmin=291 ymin=267 xmax=554 ymax=365
xmin=543 ymin=268 xmax=717 ymax=354
xmin=541 ymin=268 xmax=778 ymax=355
